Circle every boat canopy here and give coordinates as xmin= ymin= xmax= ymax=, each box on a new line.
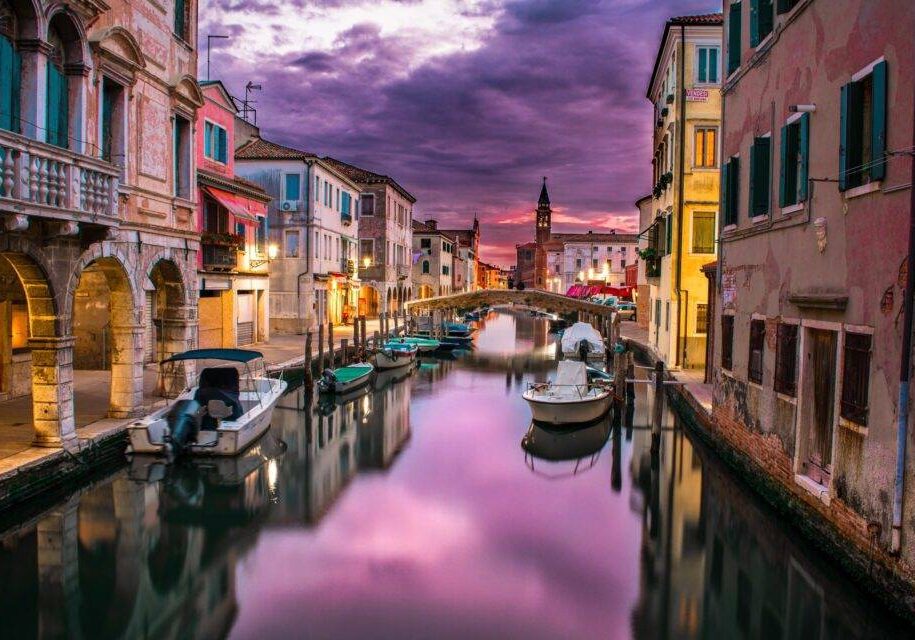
xmin=560 ymin=322 xmax=606 ymax=355
xmin=162 ymin=348 xmax=265 ymax=364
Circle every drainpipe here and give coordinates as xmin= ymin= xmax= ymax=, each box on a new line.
xmin=892 ymin=98 xmax=915 ymax=554
xmin=296 ymin=161 xmax=313 ymax=332
xmin=674 ymin=24 xmax=687 ymax=366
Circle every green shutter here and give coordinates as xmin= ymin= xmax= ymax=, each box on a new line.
xmin=870 ymin=60 xmax=887 ymax=181
xmin=204 ymin=122 xmax=212 ymax=158
xmin=46 ymin=65 xmax=69 ymax=147
xmin=839 ymin=83 xmax=850 ymax=191
xmin=0 ymin=35 xmax=17 ymax=132
xmin=665 ymin=214 xmax=673 ymax=255
xmin=729 ymin=156 xmax=740 ymax=223
xmin=728 ymin=3 xmax=742 ymax=74
xmin=749 ymin=0 xmax=760 ymax=47
xmin=175 ymin=0 xmax=186 ymax=37
xmin=799 ymin=113 xmax=810 ymax=201
xmin=218 ymin=127 xmax=228 ymax=163
xmin=778 ymin=125 xmax=788 ymax=208
xmin=759 ymin=0 xmax=773 ymax=41
xmin=721 ymin=161 xmax=730 ymax=226
xmin=776 ymin=0 xmax=794 ymax=13
xmin=709 ymin=47 xmax=719 ymax=83
xmin=698 ymin=48 xmax=708 ymax=83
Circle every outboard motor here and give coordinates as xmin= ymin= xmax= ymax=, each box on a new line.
xmin=318 ymin=368 xmax=338 ymax=393
xmin=578 ymin=339 xmax=591 ymax=362
xmin=166 ymin=399 xmax=202 ymax=455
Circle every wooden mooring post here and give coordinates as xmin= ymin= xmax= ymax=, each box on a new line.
xmin=651 ymin=359 xmax=664 ymax=455
xmin=341 ymin=339 xmax=349 ymax=366
xmin=361 ymin=316 xmax=368 ymax=349
xmin=317 ymin=323 xmax=325 ymax=373
xmin=304 ymin=331 xmax=314 ymax=388
xmin=353 ymin=320 xmax=360 ymax=359
xmin=328 ymin=322 xmax=335 ymax=368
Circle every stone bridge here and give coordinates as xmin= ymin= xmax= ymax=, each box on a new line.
xmin=405 ymin=288 xmax=615 ymax=318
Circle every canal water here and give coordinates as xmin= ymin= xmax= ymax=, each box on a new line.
xmin=0 ymin=311 xmax=911 ymax=639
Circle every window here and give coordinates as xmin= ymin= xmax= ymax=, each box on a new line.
xmin=665 ymin=301 xmax=670 ymax=331
xmin=256 ymin=216 xmax=267 ymax=254
xmin=204 ymin=122 xmax=228 ymax=163
xmin=315 ymin=176 xmax=320 ymax=202
xmin=284 ymin=230 xmax=299 ymax=258
xmin=575 ymin=258 xmax=582 ymax=269
xmin=692 ymin=212 xmax=716 ymax=253
xmin=750 ymin=0 xmax=773 ymax=47
xmin=696 ymin=46 xmax=720 ymax=84
xmin=696 ymin=304 xmax=708 ymax=334
xmin=722 ymin=156 xmax=740 ymax=226
xmin=840 ymin=61 xmax=887 ymax=190
xmin=100 ymin=78 xmax=125 ymax=164
xmin=774 ymin=323 xmax=798 ymax=396
xmin=173 ymin=115 xmax=191 ymax=198
xmin=442 ymin=265 xmax=450 ymax=276
xmin=592 ymin=259 xmax=598 ymax=269
xmin=727 ymin=2 xmax=742 ymax=75
xmin=665 ymin=214 xmax=673 ymax=254
xmin=779 ymin=114 xmax=810 ymax=207
xmin=621 ymin=259 xmax=626 ymax=268
xmin=420 ymin=238 xmax=431 ymax=249
xmin=360 ymin=239 xmax=374 ymax=262
xmin=722 ymin=315 xmax=735 ymax=369
xmin=748 ymin=319 xmax=766 ymax=384
xmin=174 ymin=0 xmax=189 ymax=40
xmin=749 ymin=137 xmax=771 ymax=217
xmin=46 ymin=24 xmax=69 ymax=148
xmin=354 ymin=193 xmax=372 ymax=216
xmin=776 ymin=0 xmax=800 ymax=13
xmin=284 ymin=173 xmax=300 ymax=201
xmin=342 ymin=192 xmax=352 ymax=217
xmin=694 ymin=127 xmax=717 ymax=167
xmin=0 ymin=3 xmax=22 ymax=133
xmin=204 ymin=199 xmax=227 ymax=233
xmin=841 ymin=332 xmax=872 ymax=425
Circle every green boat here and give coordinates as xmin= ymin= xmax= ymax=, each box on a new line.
xmin=388 ymin=336 xmax=440 ymax=353
xmin=317 ymin=362 xmax=374 ymax=394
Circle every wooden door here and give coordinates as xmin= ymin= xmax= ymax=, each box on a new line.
xmin=807 ymin=329 xmax=837 ymax=483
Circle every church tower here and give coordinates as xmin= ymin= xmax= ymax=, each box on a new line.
xmin=535 ymin=177 xmax=552 ymax=244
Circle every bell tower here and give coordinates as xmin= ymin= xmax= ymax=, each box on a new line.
xmin=536 ymin=176 xmax=551 ymax=244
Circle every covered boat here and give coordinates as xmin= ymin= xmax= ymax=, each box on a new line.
xmin=318 ymin=362 xmax=375 ymax=394
xmin=373 ymin=342 xmax=418 ymax=371
xmin=560 ymin=322 xmax=606 ymax=361
xmin=395 ymin=336 xmax=441 ymax=352
xmin=443 ymin=321 xmax=474 ymax=338
xmin=127 ymin=349 xmax=287 ymax=457
xmin=522 ymin=361 xmax=613 ymax=426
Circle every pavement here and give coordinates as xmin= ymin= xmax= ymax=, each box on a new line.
xmin=620 ymin=320 xmax=713 ymax=415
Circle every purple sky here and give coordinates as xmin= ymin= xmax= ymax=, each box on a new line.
xmin=201 ymin=0 xmax=719 ymax=265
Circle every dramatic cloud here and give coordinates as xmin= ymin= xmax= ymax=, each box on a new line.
xmin=200 ymin=0 xmax=718 ymax=264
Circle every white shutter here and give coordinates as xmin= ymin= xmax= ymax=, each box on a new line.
xmin=144 ymin=291 xmax=155 ymax=363
xmin=237 ymin=293 xmax=255 ymax=346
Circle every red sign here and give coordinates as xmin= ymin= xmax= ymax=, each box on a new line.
xmin=686 ymin=88 xmax=709 ymax=102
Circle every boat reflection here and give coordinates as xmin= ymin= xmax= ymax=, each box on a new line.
xmin=521 ymin=418 xmax=611 ymax=479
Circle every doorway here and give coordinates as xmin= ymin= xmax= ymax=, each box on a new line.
xmin=799 ymin=328 xmax=837 ymax=485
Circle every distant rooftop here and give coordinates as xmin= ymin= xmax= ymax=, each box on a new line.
xmin=235 ymin=136 xmax=317 ymax=161
xmin=323 ymin=157 xmax=416 ymax=203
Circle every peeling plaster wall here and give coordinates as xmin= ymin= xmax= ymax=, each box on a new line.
xmin=713 ymin=0 xmax=915 ymax=559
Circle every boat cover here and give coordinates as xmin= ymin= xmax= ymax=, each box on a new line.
xmin=560 ymin=322 xmax=606 ymax=356
xmin=333 ymin=364 xmax=373 ymax=382
xmin=163 ymin=348 xmax=263 ymax=363
xmin=555 ymin=360 xmax=587 ymax=387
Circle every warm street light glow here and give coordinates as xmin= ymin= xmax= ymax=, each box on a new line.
xmin=578 ymin=270 xmax=584 ymax=281
xmin=363 ymin=256 xmax=372 ymax=268
xmin=267 ymin=243 xmax=278 ymax=260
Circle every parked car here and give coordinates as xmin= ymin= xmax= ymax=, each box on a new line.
xmin=616 ymin=301 xmax=636 ymax=320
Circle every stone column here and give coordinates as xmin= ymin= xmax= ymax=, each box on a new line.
xmin=29 ymin=335 xmax=76 ymax=447
xmin=37 ymin=498 xmax=79 ymax=639
xmin=109 ymin=324 xmax=144 ymax=417
xmin=17 ymin=41 xmax=49 ymax=141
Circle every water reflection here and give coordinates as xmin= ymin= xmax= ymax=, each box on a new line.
xmin=0 ymin=312 xmax=910 ymax=638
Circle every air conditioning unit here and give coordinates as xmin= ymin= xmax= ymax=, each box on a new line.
xmin=280 ymin=200 xmax=301 ymax=212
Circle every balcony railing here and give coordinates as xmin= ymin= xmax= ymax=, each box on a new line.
xmin=342 ymin=258 xmax=356 ymax=276
xmin=0 ymin=129 xmax=120 ymax=226
xmin=202 ymin=243 xmax=239 ymax=271
xmin=646 ymin=256 xmax=662 ymax=278
xmin=396 ymin=264 xmax=410 ymax=279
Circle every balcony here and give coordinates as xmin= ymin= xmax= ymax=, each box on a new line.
xmin=396 ymin=264 xmax=410 ymax=280
xmin=0 ymin=129 xmax=120 ymax=228
xmin=645 ymin=256 xmax=662 ymax=279
xmin=202 ymin=243 xmax=240 ymax=272
xmin=341 ymin=211 xmax=353 ymax=226
xmin=342 ymin=258 xmax=356 ymax=277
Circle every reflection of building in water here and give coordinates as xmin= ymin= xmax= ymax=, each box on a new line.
xmin=0 ymin=461 xmax=271 ymax=640
xmin=359 ymin=374 xmax=412 ymax=470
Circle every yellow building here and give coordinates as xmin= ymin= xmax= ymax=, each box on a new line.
xmin=643 ymin=13 xmax=722 ymax=369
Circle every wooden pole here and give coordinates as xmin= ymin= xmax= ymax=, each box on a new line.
xmin=353 ymin=319 xmax=360 ymax=358
xmin=341 ymin=338 xmax=349 ymax=365
xmin=304 ymin=331 xmax=314 ymax=386
xmin=317 ymin=323 xmax=325 ymax=372
xmin=328 ymin=322 xmax=335 ymax=367
xmin=361 ymin=316 xmax=368 ymax=347
xmin=651 ymin=359 xmax=664 ymax=455
xmin=374 ymin=330 xmax=381 ymax=348
xmin=394 ymin=312 xmax=400 ymax=336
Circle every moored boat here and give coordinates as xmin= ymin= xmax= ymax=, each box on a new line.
xmin=560 ymin=322 xmax=606 ymax=361
xmin=372 ymin=342 xmax=418 ymax=371
xmin=522 ymin=361 xmax=613 ymax=426
xmin=127 ymin=349 xmax=287 ymax=457
xmin=318 ymin=362 xmax=375 ymax=394
xmin=394 ymin=336 xmax=441 ymax=352
xmin=443 ymin=321 xmax=475 ymax=338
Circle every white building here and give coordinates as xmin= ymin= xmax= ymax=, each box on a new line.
xmin=549 ymin=231 xmax=639 ymax=293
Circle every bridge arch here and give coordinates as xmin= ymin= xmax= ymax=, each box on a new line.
xmin=406 ymin=288 xmax=616 ymax=319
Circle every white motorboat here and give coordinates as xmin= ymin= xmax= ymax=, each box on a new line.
xmin=523 ymin=361 xmax=613 ymax=426
xmin=560 ymin=322 xmax=606 ymax=361
xmin=127 ymin=349 xmax=287 ymax=457
xmin=372 ymin=343 xmax=418 ymax=371
xmin=317 ymin=362 xmax=375 ymax=394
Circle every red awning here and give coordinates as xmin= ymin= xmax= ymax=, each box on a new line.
xmin=202 ymin=186 xmax=267 ymax=223
xmin=565 ymin=285 xmax=583 ymax=297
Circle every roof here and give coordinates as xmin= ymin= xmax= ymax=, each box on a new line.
xmin=412 ymin=220 xmax=453 ymax=238
xmin=323 ymin=157 xmax=416 ymax=203
xmin=647 ymin=12 xmax=723 ymax=99
xmin=538 ymin=177 xmax=550 ymax=206
xmin=162 ymin=348 xmax=264 ymax=364
xmin=198 ymin=169 xmax=271 ymax=203
xmin=551 ymin=232 xmax=639 ymax=244
xmin=235 ymin=136 xmax=317 ymax=161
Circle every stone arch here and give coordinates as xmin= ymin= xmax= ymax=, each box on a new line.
xmin=3 ymin=0 xmax=43 ymax=41
xmin=358 ymin=283 xmax=382 ymax=318
xmin=44 ymin=5 xmax=90 ymax=68
xmin=146 ymin=256 xmax=195 ymax=394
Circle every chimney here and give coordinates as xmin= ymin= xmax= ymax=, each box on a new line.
xmin=426 ymin=218 xmax=438 ymax=230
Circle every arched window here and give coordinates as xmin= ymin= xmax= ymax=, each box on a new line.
xmin=0 ymin=2 xmax=21 ymax=133
xmin=46 ymin=23 xmax=69 ymax=148
xmin=421 ymin=260 xmax=429 ymax=274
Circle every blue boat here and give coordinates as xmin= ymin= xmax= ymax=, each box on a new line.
xmin=443 ymin=321 xmax=475 ymax=338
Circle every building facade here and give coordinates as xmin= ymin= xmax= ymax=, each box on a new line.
xmin=551 ymin=231 xmax=638 ymax=293
xmin=324 ymin=158 xmax=415 ymax=317
xmin=0 ymin=0 xmax=202 ymax=446
xmin=195 ymin=81 xmax=271 ymax=348
xmin=412 ymin=219 xmax=454 ymax=297
xmin=644 ymin=13 xmax=722 ymax=369
xmin=235 ymin=137 xmax=361 ymax=331
xmin=635 ymin=193 xmax=653 ymax=329
xmin=441 ymin=218 xmax=480 ymax=294
xmin=712 ymin=0 xmax=915 ymax=564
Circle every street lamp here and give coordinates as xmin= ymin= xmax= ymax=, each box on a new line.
xmin=267 ymin=243 xmax=278 ymax=260
xmin=362 ymin=256 xmax=372 ymax=268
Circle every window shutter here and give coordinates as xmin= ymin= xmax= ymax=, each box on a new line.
xmin=749 ymin=0 xmax=760 ymax=47
xmin=204 ymin=122 xmax=212 ymax=157
xmin=709 ymin=47 xmax=719 ymax=83
xmin=870 ymin=60 xmax=887 ymax=181
xmin=839 ymin=82 xmax=850 ymax=191
xmin=665 ymin=214 xmax=673 ymax=254
xmin=698 ymin=48 xmax=707 ymax=83
xmin=759 ymin=0 xmax=774 ymax=40
xmin=0 ymin=37 xmax=14 ymax=132
xmin=799 ymin=113 xmax=810 ymax=201
xmin=729 ymin=156 xmax=740 ymax=223
xmin=58 ymin=75 xmax=69 ymax=148
xmin=728 ymin=3 xmax=742 ymax=74
xmin=751 ymin=137 xmax=771 ymax=216
xmin=721 ymin=161 xmax=730 ymax=225
xmin=218 ymin=127 xmax=228 ymax=163
xmin=778 ymin=125 xmax=788 ymax=208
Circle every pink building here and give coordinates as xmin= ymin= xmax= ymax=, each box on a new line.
xmin=196 ymin=81 xmax=271 ymax=347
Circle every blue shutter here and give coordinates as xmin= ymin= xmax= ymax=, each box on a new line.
xmin=748 ymin=142 xmax=756 ymax=217
xmin=749 ymin=0 xmax=760 ymax=47
xmin=46 ymin=65 xmax=68 ymax=148
xmin=839 ymin=83 xmax=850 ymax=191
xmin=218 ymin=126 xmax=228 ymax=163
xmin=709 ymin=47 xmax=719 ymax=83
xmin=729 ymin=157 xmax=740 ymax=223
xmin=778 ymin=125 xmax=788 ymax=208
xmin=204 ymin=122 xmax=212 ymax=158
xmin=799 ymin=113 xmax=810 ymax=201
xmin=0 ymin=35 xmax=18 ymax=132
xmin=870 ymin=60 xmax=887 ymax=181
xmin=728 ymin=3 xmax=742 ymax=74
xmin=698 ymin=48 xmax=708 ymax=83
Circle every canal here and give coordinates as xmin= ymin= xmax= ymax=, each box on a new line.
xmin=0 ymin=311 xmax=911 ymax=639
